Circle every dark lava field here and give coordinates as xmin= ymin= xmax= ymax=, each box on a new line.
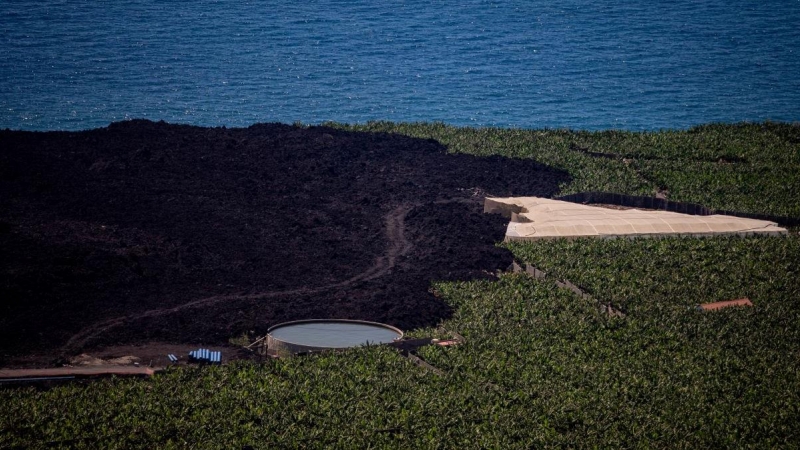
xmin=0 ymin=120 xmax=568 ymax=365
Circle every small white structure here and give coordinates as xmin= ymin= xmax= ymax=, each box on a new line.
xmin=485 ymin=197 xmax=787 ymax=241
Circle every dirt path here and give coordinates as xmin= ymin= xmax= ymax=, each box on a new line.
xmin=0 ymin=365 xmax=159 ymax=381
xmin=62 ymin=203 xmax=421 ymax=354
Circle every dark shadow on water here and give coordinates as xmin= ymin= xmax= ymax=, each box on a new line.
xmin=0 ymin=120 xmax=571 ymax=360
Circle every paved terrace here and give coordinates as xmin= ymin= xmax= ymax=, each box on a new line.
xmin=485 ymin=197 xmax=787 ymax=240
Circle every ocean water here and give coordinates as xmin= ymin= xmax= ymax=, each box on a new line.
xmin=2 ymin=0 xmax=799 ymax=131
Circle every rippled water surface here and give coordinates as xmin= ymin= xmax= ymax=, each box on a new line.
xmin=2 ymin=0 xmax=799 ymax=130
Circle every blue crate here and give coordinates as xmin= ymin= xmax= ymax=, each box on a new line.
xmin=187 ymin=348 xmax=221 ymax=364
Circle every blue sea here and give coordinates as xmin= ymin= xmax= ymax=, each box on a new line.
xmin=2 ymin=0 xmax=799 ymax=131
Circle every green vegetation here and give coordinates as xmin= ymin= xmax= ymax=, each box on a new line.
xmin=333 ymin=121 xmax=800 ymax=217
xmin=2 ymin=123 xmax=799 ymax=448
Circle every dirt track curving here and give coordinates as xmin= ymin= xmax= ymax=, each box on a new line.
xmin=62 ymin=203 xmax=420 ymax=353
xmin=0 ymin=121 xmax=569 ymax=366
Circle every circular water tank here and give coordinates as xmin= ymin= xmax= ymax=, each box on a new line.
xmin=266 ymin=319 xmax=403 ymax=357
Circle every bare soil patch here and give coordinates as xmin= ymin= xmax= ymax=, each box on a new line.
xmin=0 ymin=120 xmax=568 ymax=367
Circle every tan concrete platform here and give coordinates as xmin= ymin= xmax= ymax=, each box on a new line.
xmin=485 ymin=197 xmax=787 ymax=241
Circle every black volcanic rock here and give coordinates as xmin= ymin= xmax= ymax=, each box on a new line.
xmin=0 ymin=120 xmax=569 ymax=361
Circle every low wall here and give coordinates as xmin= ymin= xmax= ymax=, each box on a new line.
xmin=555 ymin=192 xmax=800 ymax=227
